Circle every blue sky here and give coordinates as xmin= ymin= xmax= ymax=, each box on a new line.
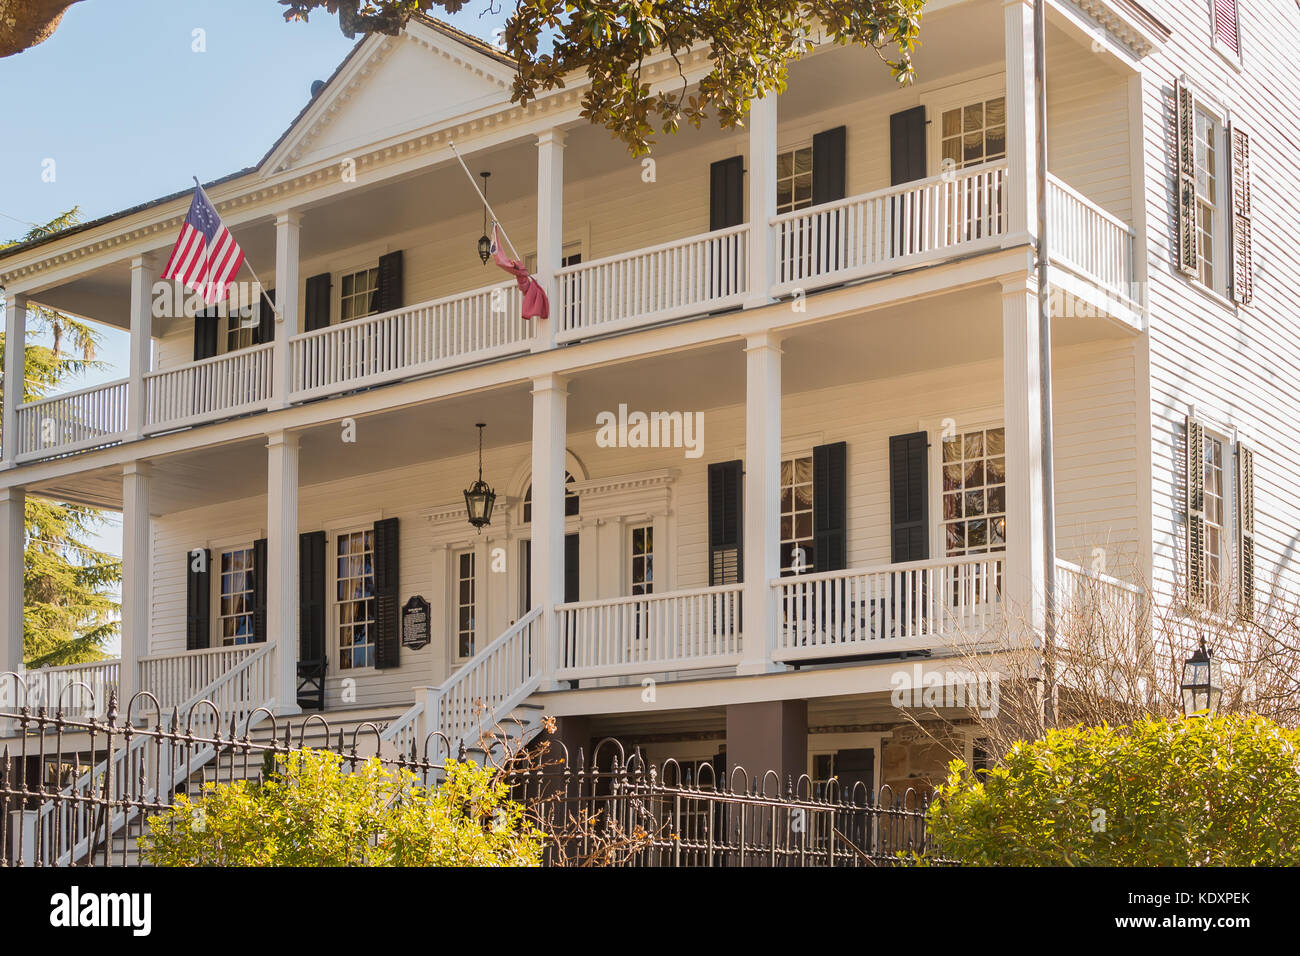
xmin=1 ymin=1 xmax=508 ymax=648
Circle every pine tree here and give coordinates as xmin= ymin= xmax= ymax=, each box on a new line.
xmin=1 ymin=208 xmax=121 ymax=666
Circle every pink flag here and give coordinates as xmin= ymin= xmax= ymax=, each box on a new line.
xmin=491 ymin=225 xmax=549 ymax=321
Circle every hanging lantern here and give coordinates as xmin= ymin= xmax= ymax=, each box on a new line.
xmin=1180 ymin=639 xmax=1223 ymax=718
xmin=477 ymin=171 xmax=493 ymax=265
xmin=464 ymin=423 xmax=496 ymax=532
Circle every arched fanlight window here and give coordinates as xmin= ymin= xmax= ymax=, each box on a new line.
xmin=523 ymin=472 xmax=579 ymax=523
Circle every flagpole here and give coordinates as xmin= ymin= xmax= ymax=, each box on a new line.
xmin=446 ymin=141 xmax=525 ymax=264
xmin=192 ymin=177 xmax=282 ymax=323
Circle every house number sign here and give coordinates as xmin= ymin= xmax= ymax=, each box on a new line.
xmin=401 ymin=596 xmax=431 ymax=650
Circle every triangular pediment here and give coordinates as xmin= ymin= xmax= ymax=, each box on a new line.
xmin=262 ymin=19 xmax=515 ymax=175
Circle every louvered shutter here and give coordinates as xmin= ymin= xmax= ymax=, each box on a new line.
xmin=373 ymin=517 xmax=400 ymax=670
xmin=1229 ymin=124 xmax=1253 ymax=305
xmin=304 ymin=273 xmax=332 ymax=331
xmin=298 ymin=531 xmax=327 ymax=662
xmin=193 ymin=305 xmax=220 ymax=361
xmin=374 ymin=250 xmax=404 ymax=314
xmin=255 ymin=288 xmax=275 ymax=346
xmin=186 ymin=549 xmax=211 ymax=650
xmin=1186 ymin=416 xmax=1207 ymax=606
xmin=889 ymin=107 xmax=926 ymax=186
xmin=564 ymin=532 xmax=580 ymax=603
xmin=709 ymin=156 xmax=745 ymax=230
xmin=1214 ymin=0 xmax=1240 ymax=56
xmin=252 ymin=537 xmax=268 ymax=643
xmin=813 ymin=441 xmax=848 ymax=572
xmin=889 ymin=432 xmax=929 ymax=562
xmin=708 ymin=460 xmax=743 ymax=585
xmin=1237 ymin=444 xmax=1255 ymax=621
xmin=1175 ymin=80 xmax=1200 ymax=277
xmin=811 ymin=126 xmax=847 ymax=205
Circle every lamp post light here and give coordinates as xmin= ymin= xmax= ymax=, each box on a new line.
xmin=1180 ymin=639 xmax=1223 ymax=718
xmin=464 ymin=423 xmax=496 ymax=532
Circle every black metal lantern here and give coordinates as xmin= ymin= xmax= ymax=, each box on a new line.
xmin=1181 ymin=639 xmax=1223 ymax=718
xmin=476 ymin=171 xmax=493 ymax=264
xmin=464 ymin=423 xmax=496 ymax=532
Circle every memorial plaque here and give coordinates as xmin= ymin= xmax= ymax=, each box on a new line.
xmin=401 ymin=595 xmax=431 ymax=650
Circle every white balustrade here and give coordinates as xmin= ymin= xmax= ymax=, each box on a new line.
xmin=1047 ymin=176 xmax=1137 ymax=304
xmin=772 ymin=555 xmax=1005 ymax=662
xmin=770 ymin=161 xmax=1008 ymax=293
xmin=144 ymin=342 xmax=274 ymax=432
xmin=290 ymin=282 xmax=530 ymax=400
xmin=554 ymin=225 xmax=749 ymax=341
xmin=556 ymin=584 xmax=743 ymax=680
xmin=13 ymin=379 xmax=129 ymax=461
xmin=16 ymin=658 xmax=120 ymax=717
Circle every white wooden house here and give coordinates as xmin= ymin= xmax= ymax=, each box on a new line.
xmin=1 ymin=0 xmax=1293 ymax=793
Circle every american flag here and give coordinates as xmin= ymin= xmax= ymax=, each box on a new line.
xmin=162 ymin=186 xmax=245 ymax=304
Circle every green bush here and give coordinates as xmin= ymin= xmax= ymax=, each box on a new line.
xmin=141 ymin=748 xmax=544 ymax=867
xmin=928 ymin=715 xmax=1300 ymax=866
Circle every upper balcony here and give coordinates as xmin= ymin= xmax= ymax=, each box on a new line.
xmin=0 ymin=0 xmax=1144 ymax=470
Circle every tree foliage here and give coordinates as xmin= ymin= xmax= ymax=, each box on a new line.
xmin=283 ymin=0 xmax=925 ymax=154
xmin=928 ymin=715 xmax=1300 ymax=866
xmin=2 ymin=209 xmax=121 ymax=666
xmin=141 ymin=748 xmax=545 ymax=866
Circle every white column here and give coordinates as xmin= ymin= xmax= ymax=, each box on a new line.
xmin=739 ymin=332 xmax=782 ymax=674
xmin=272 ymin=211 xmax=302 ymax=408
xmin=119 ymin=462 xmax=151 ymax=719
xmin=530 ymin=373 xmax=568 ymax=686
xmin=745 ymin=95 xmax=778 ymax=309
xmin=0 ymin=486 xmax=24 ymax=698
xmin=1001 ymin=278 xmax=1046 ymax=633
xmin=534 ymin=129 xmax=566 ymax=351
xmin=2 ymin=292 xmax=28 ymax=467
xmin=126 ymin=255 xmax=160 ymax=440
xmin=267 ymin=430 xmax=301 ymax=715
xmin=1003 ymin=0 xmax=1037 ymax=241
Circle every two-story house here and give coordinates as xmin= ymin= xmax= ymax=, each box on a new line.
xmin=1 ymin=0 xmax=1293 ymax=799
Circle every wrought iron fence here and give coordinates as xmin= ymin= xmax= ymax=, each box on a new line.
xmin=1 ymin=695 xmax=948 ymax=867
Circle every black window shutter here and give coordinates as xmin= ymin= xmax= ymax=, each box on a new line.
xmin=298 ymin=531 xmax=327 ymax=663
xmin=252 ymin=537 xmax=268 ymax=643
xmin=813 ymin=441 xmax=848 ymax=572
xmin=374 ymin=250 xmax=404 ymax=314
xmin=564 ymin=532 xmax=580 ymax=603
xmin=889 ymin=432 xmax=929 ymax=562
xmin=708 ymin=459 xmax=744 ymax=585
xmin=373 ymin=517 xmax=401 ymax=670
xmin=193 ymin=305 xmax=219 ymax=361
xmin=186 ymin=549 xmax=211 ymax=650
xmin=889 ymin=107 xmax=927 ymax=185
xmin=304 ymin=272 xmax=332 ymax=331
xmin=710 ymin=156 xmax=745 ymax=230
xmin=255 ymin=288 xmax=275 ymax=346
xmin=811 ymin=126 xmax=847 ymax=205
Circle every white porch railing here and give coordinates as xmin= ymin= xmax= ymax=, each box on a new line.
xmin=13 ymin=378 xmax=130 ymax=461
xmin=290 ymin=282 xmax=530 ymax=400
xmin=1054 ymin=559 xmax=1144 ymax=637
xmin=772 ymin=555 xmax=1005 ymax=662
xmin=14 ymin=658 xmax=120 ymax=717
xmin=556 ymin=584 xmax=743 ymax=680
xmin=554 ymin=224 xmax=749 ymax=342
xmin=426 ymin=606 xmax=542 ymax=757
xmin=37 ymin=642 xmax=275 ymax=866
xmin=145 ymin=342 xmax=273 ymax=433
xmin=137 ymin=643 xmax=269 ymax=721
xmin=1047 ymin=176 xmax=1137 ymax=304
xmin=770 ymin=161 xmax=1008 ymax=293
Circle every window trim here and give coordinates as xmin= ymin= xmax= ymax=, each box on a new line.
xmin=926 ymin=415 xmax=1008 ymax=561
xmin=338 ymin=264 xmax=381 ymax=324
xmin=775 ymin=140 xmax=814 ymax=215
xmin=628 ymin=522 xmax=654 ymax=596
xmin=779 ymin=451 xmax=815 ymax=575
xmin=1199 ymin=425 xmax=1236 ymax=611
xmin=1180 ymin=81 xmax=1234 ymax=300
xmin=922 ymin=73 xmax=1006 ymax=175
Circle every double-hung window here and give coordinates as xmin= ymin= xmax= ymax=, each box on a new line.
xmin=340 ymin=267 xmax=379 ymax=322
xmin=939 ymin=96 xmax=1006 ymax=170
xmin=776 ymin=145 xmax=814 ymax=214
xmin=941 ymin=427 xmax=1007 ymax=557
xmin=217 ymin=546 xmax=256 ymax=646
xmin=780 ymin=455 xmax=814 ymax=575
xmin=336 ymin=529 xmax=376 ymax=670
xmin=455 ymin=550 xmax=476 ymax=660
